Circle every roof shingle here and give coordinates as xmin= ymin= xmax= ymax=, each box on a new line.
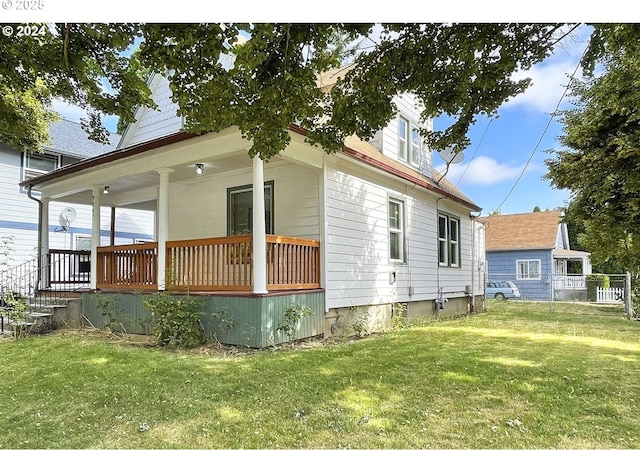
xmin=480 ymin=210 xmax=562 ymax=251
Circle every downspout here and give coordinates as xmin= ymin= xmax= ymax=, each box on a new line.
xmin=27 ymin=185 xmax=43 ymax=292
xmin=435 ymin=196 xmax=445 ymax=314
xmin=469 ymin=212 xmax=480 ymax=314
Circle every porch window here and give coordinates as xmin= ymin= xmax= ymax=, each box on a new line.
xmin=74 ymin=235 xmax=91 ymax=276
xmin=227 ymin=181 xmax=274 ymax=235
xmin=517 ymin=259 xmax=541 ymax=280
xmin=438 ymin=213 xmax=460 ymax=267
xmin=389 ymin=198 xmax=405 ymax=263
xmin=23 ymin=152 xmax=61 ymax=182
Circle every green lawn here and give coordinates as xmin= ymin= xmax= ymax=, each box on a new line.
xmin=1 ymin=300 xmax=639 ymax=448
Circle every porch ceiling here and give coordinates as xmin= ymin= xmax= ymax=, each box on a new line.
xmin=34 ymin=129 xmax=265 ymax=210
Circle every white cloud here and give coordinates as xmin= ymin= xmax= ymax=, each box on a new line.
xmin=501 ymin=26 xmax=591 ymax=114
xmin=436 ymin=155 xmax=538 ymax=186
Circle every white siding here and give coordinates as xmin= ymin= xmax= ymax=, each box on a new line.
xmin=119 ymin=74 xmax=182 ymax=148
xmin=0 ymin=144 xmax=154 ymax=269
xmin=377 ymin=93 xmax=434 ymax=178
xmin=323 ymin=155 xmax=476 ymax=310
xmin=167 ymin=161 xmax=320 ymax=241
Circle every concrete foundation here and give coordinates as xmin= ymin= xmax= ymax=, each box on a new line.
xmin=325 ymin=295 xmax=485 ymax=337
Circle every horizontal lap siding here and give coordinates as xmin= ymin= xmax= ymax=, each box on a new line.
xmin=168 ymin=162 xmax=320 ymax=241
xmin=486 ymin=249 xmax=552 ymax=300
xmin=324 ymin=157 xmax=477 ymax=310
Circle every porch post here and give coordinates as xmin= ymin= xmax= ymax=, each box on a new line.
xmin=90 ymin=186 xmax=101 ymax=289
xmin=156 ymin=168 xmax=173 ymax=290
xmin=252 ymin=156 xmax=268 ymax=294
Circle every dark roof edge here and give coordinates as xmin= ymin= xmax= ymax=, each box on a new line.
xmin=287 ymin=123 xmax=482 ymax=212
xmin=22 ymin=122 xmax=481 ymax=212
xmin=20 ymin=130 xmax=202 ymax=188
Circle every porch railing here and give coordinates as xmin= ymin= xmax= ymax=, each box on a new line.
xmin=96 ymin=243 xmax=158 ymax=290
xmin=48 ymin=249 xmax=91 ymax=287
xmin=553 ymin=274 xmax=586 ymax=289
xmin=166 ymin=234 xmax=321 ymax=292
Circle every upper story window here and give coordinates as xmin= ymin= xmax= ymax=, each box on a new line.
xmin=397 ymin=116 xmax=421 ymax=168
xmin=23 ymin=152 xmax=61 ymax=182
xmin=438 ymin=212 xmax=460 ymax=267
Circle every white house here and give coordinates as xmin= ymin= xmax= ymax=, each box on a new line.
xmin=19 ymin=71 xmax=485 ymax=346
xmin=0 ymin=119 xmax=155 ymax=274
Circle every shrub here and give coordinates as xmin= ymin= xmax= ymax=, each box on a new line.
xmin=143 ymin=293 xmax=207 ymax=348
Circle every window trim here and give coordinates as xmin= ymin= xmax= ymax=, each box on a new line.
xmin=226 ymin=180 xmax=274 ymax=236
xmin=438 ymin=212 xmax=461 ymax=268
xmin=22 ymin=151 xmax=61 ymax=184
xmin=516 ymin=259 xmax=542 ymax=280
xmin=397 ymin=115 xmax=422 ymax=168
xmin=397 ymin=116 xmax=409 ymax=162
xmin=388 ymin=198 xmax=406 ymax=264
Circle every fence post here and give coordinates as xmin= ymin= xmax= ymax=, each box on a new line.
xmin=626 ymin=272 xmax=632 ymax=320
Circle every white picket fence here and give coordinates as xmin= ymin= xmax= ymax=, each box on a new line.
xmin=596 ymin=287 xmax=624 ymax=304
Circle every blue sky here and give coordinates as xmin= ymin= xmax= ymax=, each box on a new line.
xmin=434 ymin=26 xmax=592 ymax=214
xmin=49 ymin=22 xmax=593 ymax=216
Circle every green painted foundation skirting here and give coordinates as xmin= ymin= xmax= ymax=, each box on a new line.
xmin=82 ymin=290 xmax=325 ymax=348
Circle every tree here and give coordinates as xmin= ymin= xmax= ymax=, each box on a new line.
xmin=0 ymin=23 xmax=154 ymax=152
xmin=545 ymin=24 xmax=640 ymax=278
xmin=2 ymin=23 xmax=575 ymax=157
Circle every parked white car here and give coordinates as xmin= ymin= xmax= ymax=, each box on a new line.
xmin=486 ymin=281 xmax=521 ymax=300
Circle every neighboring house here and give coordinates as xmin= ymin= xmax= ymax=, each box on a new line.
xmin=19 ymin=71 xmax=486 ymax=347
xmin=0 ymin=119 xmax=155 ymax=274
xmin=480 ymin=210 xmax=592 ymax=301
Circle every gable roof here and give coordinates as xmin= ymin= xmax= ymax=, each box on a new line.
xmin=46 ymin=119 xmax=121 ymax=158
xmin=480 ymin=210 xmax=564 ymax=251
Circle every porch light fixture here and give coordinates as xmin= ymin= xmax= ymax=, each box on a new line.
xmin=195 ymin=163 xmax=205 ymax=175
xmin=103 ymin=186 xmax=110 ymax=194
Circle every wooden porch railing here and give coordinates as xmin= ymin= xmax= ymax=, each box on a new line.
xmin=167 ymin=235 xmax=254 ymax=291
xmin=96 ymin=243 xmax=158 ymax=290
xmin=166 ymin=234 xmax=321 ymax=291
xmin=267 ymin=235 xmax=320 ymax=290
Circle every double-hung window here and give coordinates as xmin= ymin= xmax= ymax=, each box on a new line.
xmin=438 ymin=213 xmax=460 ymax=267
xmin=517 ymin=260 xmax=541 ymax=280
xmin=397 ymin=116 xmax=421 ymax=168
xmin=389 ymin=199 xmax=405 ymax=263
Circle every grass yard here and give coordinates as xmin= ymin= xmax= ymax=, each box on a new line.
xmin=1 ymin=300 xmax=639 ymax=448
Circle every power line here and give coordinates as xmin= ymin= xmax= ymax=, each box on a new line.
xmin=453 ymin=118 xmax=493 ymax=188
xmin=490 ymin=44 xmax=588 ymax=215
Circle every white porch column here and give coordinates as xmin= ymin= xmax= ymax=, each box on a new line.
xmin=40 ymin=196 xmax=50 ymax=288
xmin=252 ymin=156 xmax=268 ymax=294
xmin=156 ymin=168 xmax=173 ymax=290
xmin=90 ymin=186 xmax=101 ymax=289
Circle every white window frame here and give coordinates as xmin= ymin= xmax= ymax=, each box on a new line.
xmin=73 ymin=235 xmax=92 ymax=278
xmin=397 ymin=115 xmax=422 ymax=168
xmin=517 ymin=259 xmax=541 ymax=280
xmin=397 ymin=116 xmax=409 ymax=162
xmin=388 ymin=198 xmax=405 ymax=263
xmin=438 ymin=212 xmax=460 ymax=268
xmin=23 ymin=152 xmax=61 ymax=182
xmin=410 ymin=125 xmax=422 ymax=168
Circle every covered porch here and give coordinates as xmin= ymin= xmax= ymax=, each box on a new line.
xmin=26 ymin=127 xmax=326 ymax=297
xmin=552 ymin=249 xmax=592 ymax=300
xmin=94 ymin=234 xmax=320 ymax=292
